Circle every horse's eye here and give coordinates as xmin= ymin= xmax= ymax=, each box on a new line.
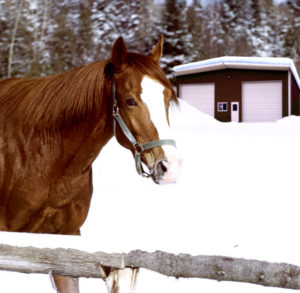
xmin=126 ymin=97 xmax=137 ymax=106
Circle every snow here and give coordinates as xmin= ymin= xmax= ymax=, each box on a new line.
xmin=174 ymin=56 xmax=296 ymax=71
xmin=1 ymin=99 xmax=300 ymax=292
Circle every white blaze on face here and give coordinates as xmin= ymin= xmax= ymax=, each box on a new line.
xmin=140 ymin=76 xmax=182 ymax=184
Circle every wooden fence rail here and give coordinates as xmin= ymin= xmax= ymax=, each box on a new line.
xmin=1 ymin=244 xmax=300 ymax=290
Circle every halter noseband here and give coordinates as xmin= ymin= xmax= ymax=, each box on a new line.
xmin=111 ymin=79 xmax=176 ymax=177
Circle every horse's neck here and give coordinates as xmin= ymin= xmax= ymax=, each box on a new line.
xmin=58 ymin=97 xmax=114 ymax=176
xmin=1 ymin=66 xmax=115 ymax=177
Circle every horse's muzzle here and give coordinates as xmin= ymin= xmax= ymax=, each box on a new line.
xmin=151 ymin=159 xmax=168 ymax=184
xmin=151 ymin=151 xmax=182 ymax=184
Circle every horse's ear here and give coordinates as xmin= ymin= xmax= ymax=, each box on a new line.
xmin=112 ymin=37 xmax=127 ymax=72
xmin=148 ymin=34 xmax=163 ymax=63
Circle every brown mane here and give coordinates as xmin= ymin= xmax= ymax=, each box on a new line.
xmin=0 ymin=53 xmax=177 ymax=134
xmin=0 ymin=61 xmax=108 ymax=132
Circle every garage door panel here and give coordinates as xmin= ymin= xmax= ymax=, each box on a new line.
xmin=242 ymin=81 xmax=282 ymax=122
xmin=179 ymin=84 xmax=215 ymax=117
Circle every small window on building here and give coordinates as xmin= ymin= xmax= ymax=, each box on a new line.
xmin=217 ymin=102 xmax=228 ymax=112
xmin=232 ymin=104 xmax=238 ymax=111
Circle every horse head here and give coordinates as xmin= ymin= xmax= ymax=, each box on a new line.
xmin=108 ymin=36 xmax=182 ymax=184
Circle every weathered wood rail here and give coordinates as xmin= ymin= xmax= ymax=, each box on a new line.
xmin=1 ymin=244 xmax=300 ymax=290
xmin=0 ymin=244 xmax=123 ymax=279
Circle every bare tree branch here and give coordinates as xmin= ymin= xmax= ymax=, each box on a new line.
xmin=40 ymin=0 xmax=49 ymax=51
xmin=1 ymin=244 xmax=300 ymax=290
xmin=7 ymin=0 xmax=24 ymax=78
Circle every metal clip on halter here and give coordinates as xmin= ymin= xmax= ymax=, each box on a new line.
xmin=111 ymin=79 xmax=176 ymax=178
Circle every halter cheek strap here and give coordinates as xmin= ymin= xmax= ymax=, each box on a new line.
xmin=111 ymin=80 xmax=176 ymax=177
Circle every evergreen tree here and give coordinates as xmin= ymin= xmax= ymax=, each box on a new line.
xmin=233 ymin=0 xmax=255 ymax=56
xmin=0 ymin=0 xmax=298 ymax=79
xmin=75 ymin=1 xmax=95 ymax=66
xmin=92 ymin=0 xmax=116 ymax=60
xmin=7 ymin=0 xmax=41 ymax=78
xmin=249 ymin=0 xmax=269 ymax=56
xmin=130 ymin=0 xmax=155 ymax=53
xmin=47 ymin=1 xmax=78 ymax=74
xmin=201 ymin=1 xmax=226 ymax=58
xmin=186 ymin=0 xmax=205 ymax=61
xmin=283 ymin=0 xmax=300 ymax=72
xmin=111 ymin=0 xmax=155 ymax=52
xmin=261 ymin=0 xmax=285 ymax=57
xmin=26 ymin=0 xmax=52 ymax=77
xmin=159 ymin=0 xmax=192 ymax=84
xmin=0 ymin=0 xmax=13 ymax=78
xmin=92 ymin=0 xmax=155 ymax=60
xmin=219 ymin=0 xmax=238 ymax=55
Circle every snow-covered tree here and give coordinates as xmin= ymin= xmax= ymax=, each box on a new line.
xmin=249 ymin=0 xmax=271 ymax=56
xmin=222 ymin=0 xmax=252 ymax=56
xmin=8 ymin=0 xmax=43 ymax=77
xmin=26 ymin=0 xmax=52 ymax=77
xmin=201 ymin=1 xmax=226 ymax=58
xmin=283 ymin=0 xmax=300 ymax=71
xmin=0 ymin=0 xmax=13 ymax=78
xmin=47 ymin=1 xmax=79 ymax=74
xmin=92 ymin=0 xmax=155 ymax=60
xmin=158 ymin=0 xmax=192 ymax=83
xmin=75 ymin=1 xmax=95 ymax=66
xmin=258 ymin=0 xmax=280 ymax=56
xmin=186 ymin=0 xmax=205 ymax=61
xmin=131 ymin=0 xmax=155 ymax=53
xmin=219 ymin=0 xmax=238 ymax=55
xmin=0 ymin=0 xmax=299 ymax=79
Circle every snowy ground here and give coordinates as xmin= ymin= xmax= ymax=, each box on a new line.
xmin=1 ymin=100 xmax=300 ymax=292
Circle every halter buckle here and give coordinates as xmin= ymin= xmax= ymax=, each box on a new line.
xmin=112 ymin=104 xmax=119 ymax=117
xmin=134 ymin=142 xmax=144 ymax=154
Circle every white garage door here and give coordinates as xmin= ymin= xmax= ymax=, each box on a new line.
xmin=242 ymin=81 xmax=282 ymax=122
xmin=179 ymin=83 xmax=215 ymax=116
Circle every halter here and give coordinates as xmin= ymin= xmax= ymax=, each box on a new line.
xmin=111 ymin=79 xmax=176 ymax=177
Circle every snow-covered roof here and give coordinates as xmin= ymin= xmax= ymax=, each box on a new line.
xmin=174 ymin=56 xmax=300 ymax=89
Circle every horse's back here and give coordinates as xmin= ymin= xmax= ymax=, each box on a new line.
xmin=0 ymin=77 xmax=21 ymax=87
xmin=0 ymin=77 xmax=31 ymax=119
xmin=0 ymin=77 xmax=26 ymax=96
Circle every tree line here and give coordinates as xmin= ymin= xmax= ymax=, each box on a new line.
xmin=0 ymin=0 xmax=299 ymax=84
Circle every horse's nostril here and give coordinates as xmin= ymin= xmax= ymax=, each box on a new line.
xmin=151 ymin=159 xmax=168 ymax=184
xmin=159 ymin=160 xmax=168 ymax=173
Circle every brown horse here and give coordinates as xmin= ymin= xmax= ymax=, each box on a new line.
xmin=0 ymin=36 xmax=181 ymax=292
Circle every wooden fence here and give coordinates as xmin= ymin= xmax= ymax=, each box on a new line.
xmin=1 ymin=243 xmax=300 ymax=290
